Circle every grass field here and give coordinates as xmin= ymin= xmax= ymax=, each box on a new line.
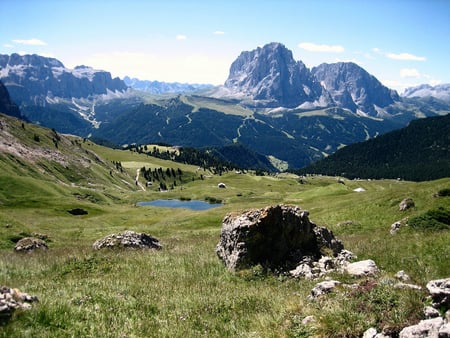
xmin=0 ymin=122 xmax=449 ymax=337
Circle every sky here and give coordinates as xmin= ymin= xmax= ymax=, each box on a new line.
xmin=1 ymin=0 xmax=449 ymax=93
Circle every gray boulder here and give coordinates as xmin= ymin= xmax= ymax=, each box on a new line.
xmin=14 ymin=237 xmax=48 ymax=252
xmin=0 ymin=286 xmax=38 ymax=322
xmin=93 ymin=230 xmax=162 ymax=250
xmin=399 ymin=317 xmax=444 ymax=338
xmin=344 ymin=259 xmax=379 ymax=277
xmin=399 ymin=198 xmax=415 ymax=211
xmin=216 ymin=204 xmax=344 ymax=271
xmin=426 ymin=278 xmax=450 ymax=309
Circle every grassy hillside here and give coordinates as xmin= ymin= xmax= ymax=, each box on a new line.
xmin=0 ymin=113 xmax=449 ymax=337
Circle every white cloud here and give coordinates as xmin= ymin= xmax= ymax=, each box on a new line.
xmin=386 ymin=52 xmax=426 ymax=61
xmin=400 ymin=68 xmax=420 ymax=78
xmin=298 ymin=42 xmax=344 ymax=53
xmin=3 ymin=44 xmax=14 ymax=48
xmin=76 ymin=51 xmax=229 ymax=84
xmin=213 ymin=31 xmax=225 ymax=35
xmin=12 ymin=38 xmax=47 ymax=46
xmin=176 ymin=34 xmax=187 ymax=40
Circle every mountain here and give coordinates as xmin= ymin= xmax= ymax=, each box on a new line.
xmin=402 ymin=83 xmax=450 ymax=103
xmin=311 ymin=62 xmax=399 ymax=117
xmin=219 ymin=42 xmax=332 ymax=108
xmin=296 ymin=113 xmax=450 ymax=181
xmin=0 ymin=53 xmax=128 ymax=105
xmin=0 ymin=80 xmax=21 ymax=119
xmin=123 ymin=76 xmax=213 ymax=94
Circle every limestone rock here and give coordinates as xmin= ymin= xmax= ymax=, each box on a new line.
xmin=399 ymin=317 xmax=443 ymax=338
xmin=216 ymin=204 xmax=344 ymax=271
xmin=93 ymin=230 xmax=162 ymax=250
xmin=14 ymin=237 xmax=48 ymax=252
xmin=426 ymin=278 xmax=450 ymax=309
xmin=310 ymin=280 xmax=341 ymax=298
xmin=0 ymin=286 xmax=38 ymax=322
xmin=345 ymin=259 xmax=378 ymax=277
xmin=399 ymin=198 xmax=415 ymax=211
xmin=363 ymin=327 xmax=378 ymax=338
xmin=423 ymin=306 xmax=441 ymax=319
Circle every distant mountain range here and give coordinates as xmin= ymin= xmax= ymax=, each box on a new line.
xmin=296 ymin=114 xmax=450 ymax=181
xmin=0 ymin=44 xmax=449 ymax=171
xmin=123 ymin=76 xmax=213 ymax=94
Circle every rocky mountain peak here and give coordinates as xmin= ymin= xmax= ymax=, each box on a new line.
xmin=223 ymin=42 xmax=331 ymax=108
xmin=311 ymin=62 xmax=399 ymax=116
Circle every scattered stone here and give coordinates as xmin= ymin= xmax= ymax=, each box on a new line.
xmin=399 ymin=317 xmax=443 ymax=338
xmin=93 ymin=230 xmax=162 ymax=250
xmin=363 ymin=327 xmax=378 ymax=338
xmin=301 ymin=315 xmax=315 ymax=325
xmin=309 ymin=280 xmax=341 ymax=298
xmin=399 ymin=198 xmax=415 ymax=211
xmin=353 ymin=187 xmax=366 ymax=192
xmin=217 ymin=183 xmax=226 ymax=188
xmin=395 ymin=270 xmax=411 ymax=281
xmin=394 ymin=282 xmax=422 ymax=290
xmin=345 ymin=259 xmax=378 ymax=277
xmin=423 ymin=306 xmax=441 ymax=319
xmin=14 ymin=237 xmax=48 ymax=252
xmin=216 ymin=204 xmax=344 ymax=271
xmin=426 ymin=278 xmax=450 ymax=309
xmin=67 ymin=208 xmax=88 ymax=215
xmin=0 ymin=286 xmax=38 ymax=322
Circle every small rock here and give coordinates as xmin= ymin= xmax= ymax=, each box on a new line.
xmin=310 ymin=280 xmax=340 ymax=298
xmin=67 ymin=208 xmax=88 ymax=215
xmin=395 ymin=270 xmax=411 ymax=281
xmin=345 ymin=259 xmax=378 ymax=277
xmin=363 ymin=327 xmax=378 ymax=338
xmin=93 ymin=230 xmax=162 ymax=250
xmin=426 ymin=278 xmax=450 ymax=308
xmin=399 ymin=198 xmax=415 ymax=211
xmin=423 ymin=306 xmax=441 ymax=319
xmin=399 ymin=317 xmax=443 ymax=338
xmin=394 ymin=282 xmax=422 ymax=290
xmin=301 ymin=315 xmax=315 ymax=325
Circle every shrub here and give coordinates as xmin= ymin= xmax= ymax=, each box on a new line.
xmin=436 ymin=188 xmax=450 ymax=197
xmin=409 ymin=207 xmax=450 ymax=230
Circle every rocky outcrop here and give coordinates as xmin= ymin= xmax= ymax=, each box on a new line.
xmin=0 ymin=80 xmax=21 ymax=118
xmin=0 ymin=286 xmax=38 ymax=322
xmin=223 ymin=43 xmax=332 ymax=108
xmin=399 ymin=198 xmax=415 ymax=211
xmin=93 ymin=230 xmax=162 ymax=250
xmin=427 ymin=278 xmax=450 ymax=308
xmin=311 ymin=62 xmax=399 ymax=117
xmin=14 ymin=237 xmax=48 ymax=252
xmin=216 ymin=204 xmax=344 ymax=271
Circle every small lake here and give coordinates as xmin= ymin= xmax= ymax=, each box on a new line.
xmin=136 ymin=199 xmax=223 ymax=211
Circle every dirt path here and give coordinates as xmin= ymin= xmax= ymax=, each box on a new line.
xmin=135 ymin=168 xmax=146 ymax=191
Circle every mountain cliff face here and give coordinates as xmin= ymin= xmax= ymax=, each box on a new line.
xmin=220 ymin=43 xmax=400 ymax=115
xmin=311 ymin=62 xmax=399 ymax=116
xmin=0 ymin=54 xmax=128 ymax=105
xmin=123 ymin=76 xmax=213 ymax=94
xmin=223 ymin=42 xmax=332 ymax=108
xmin=0 ymin=80 xmax=21 ymax=119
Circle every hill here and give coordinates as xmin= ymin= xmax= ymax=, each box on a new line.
xmin=297 ymin=114 xmax=450 ymax=181
xmin=0 ymin=112 xmax=449 ymax=337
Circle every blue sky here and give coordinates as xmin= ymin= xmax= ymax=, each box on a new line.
xmin=1 ymin=0 xmax=449 ymax=93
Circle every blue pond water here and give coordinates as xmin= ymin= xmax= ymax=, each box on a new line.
xmin=136 ymin=199 xmax=223 ymax=211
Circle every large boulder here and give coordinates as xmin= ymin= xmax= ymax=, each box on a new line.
xmin=93 ymin=230 xmax=162 ymax=250
xmin=216 ymin=204 xmax=344 ymax=271
xmin=0 ymin=286 xmax=38 ymax=322
xmin=14 ymin=237 xmax=48 ymax=252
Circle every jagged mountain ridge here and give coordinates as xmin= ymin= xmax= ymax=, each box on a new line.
xmin=402 ymin=83 xmax=450 ymax=103
xmin=123 ymin=76 xmax=213 ymax=94
xmin=0 ymin=80 xmax=21 ymax=119
xmin=0 ymin=53 xmax=128 ymax=105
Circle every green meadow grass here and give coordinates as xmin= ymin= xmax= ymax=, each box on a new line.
xmin=0 ymin=137 xmax=449 ymax=337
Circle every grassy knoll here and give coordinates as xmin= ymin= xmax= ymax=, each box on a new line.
xmin=1 ymin=133 xmax=449 ymax=336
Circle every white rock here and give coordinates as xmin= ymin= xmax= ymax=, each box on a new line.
xmin=345 ymin=259 xmax=378 ymax=277
xmin=399 ymin=317 xmax=443 ymax=338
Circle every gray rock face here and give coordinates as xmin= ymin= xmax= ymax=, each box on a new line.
xmin=215 ymin=204 xmax=344 ymax=271
xmin=312 ymin=62 xmax=399 ymax=116
xmin=426 ymin=278 xmax=450 ymax=308
xmin=0 ymin=53 xmax=128 ymax=105
xmin=93 ymin=230 xmax=162 ymax=250
xmin=0 ymin=80 xmax=21 ymax=118
xmin=224 ymin=43 xmax=332 ymax=108
xmin=344 ymin=259 xmax=379 ymax=277
xmin=399 ymin=317 xmax=444 ymax=338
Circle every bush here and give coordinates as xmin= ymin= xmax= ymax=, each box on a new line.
xmin=437 ymin=188 xmax=450 ymax=197
xmin=409 ymin=207 xmax=450 ymax=230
